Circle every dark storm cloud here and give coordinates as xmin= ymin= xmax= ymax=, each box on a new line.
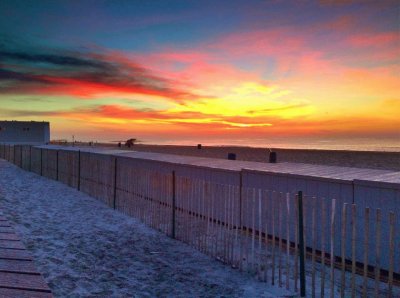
xmin=0 ymin=46 xmax=206 ymax=101
xmin=0 ymin=50 xmax=110 ymax=69
xmin=0 ymin=68 xmax=52 ymax=84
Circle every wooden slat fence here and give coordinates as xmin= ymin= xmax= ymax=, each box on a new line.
xmin=118 ymin=170 xmax=399 ymax=297
xmin=2 ymin=144 xmax=399 ymax=297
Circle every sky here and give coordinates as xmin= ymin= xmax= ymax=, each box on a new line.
xmin=0 ymin=0 xmax=399 ymax=145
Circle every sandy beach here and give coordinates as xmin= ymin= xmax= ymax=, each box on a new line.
xmin=0 ymin=160 xmax=292 ymax=297
xmin=107 ymin=144 xmax=400 ymax=171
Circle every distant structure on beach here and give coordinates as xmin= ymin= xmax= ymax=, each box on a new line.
xmin=0 ymin=120 xmax=50 ymax=144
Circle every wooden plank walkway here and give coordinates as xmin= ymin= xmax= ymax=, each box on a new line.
xmin=0 ymin=212 xmax=53 ymax=297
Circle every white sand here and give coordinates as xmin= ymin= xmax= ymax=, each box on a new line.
xmin=0 ymin=160 xmax=293 ymax=297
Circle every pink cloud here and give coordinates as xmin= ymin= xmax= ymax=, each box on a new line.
xmin=348 ymin=32 xmax=399 ymax=48
xmin=208 ymin=28 xmax=306 ymax=58
xmin=130 ymin=49 xmax=265 ymax=91
xmin=321 ymin=15 xmax=356 ymax=31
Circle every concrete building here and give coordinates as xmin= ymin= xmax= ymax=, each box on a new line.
xmin=0 ymin=121 xmax=50 ymax=144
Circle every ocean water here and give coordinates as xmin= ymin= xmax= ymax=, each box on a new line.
xmin=144 ymin=136 xmax=400 ymax=152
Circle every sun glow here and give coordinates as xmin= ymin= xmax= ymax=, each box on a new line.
xmin=169 ymin=82 xmax=314 ymax=120
xmin=0 ymin=1 xmax=398 ymax=142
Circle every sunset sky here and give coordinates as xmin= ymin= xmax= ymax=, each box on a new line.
xmin=0 ymin=0 xmax=399 ymax=145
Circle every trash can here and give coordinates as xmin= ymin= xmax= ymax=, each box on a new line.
xmin=228 ymin=153 xmax=236 ymax=160
xmin=269 ymin=151 xmax=277 ymax=163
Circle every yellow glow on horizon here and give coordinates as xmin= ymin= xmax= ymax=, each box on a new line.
xmin=220 ymin=121 xmax=272 ymax=128
xmin=170 ymin=82 xmax=314 ymax=119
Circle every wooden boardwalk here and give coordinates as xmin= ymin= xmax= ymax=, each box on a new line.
xmin=0 ymin=213 xmax=53 ymax=297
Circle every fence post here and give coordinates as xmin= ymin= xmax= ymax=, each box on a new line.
xmin=56 ymin=150 xmax=59 ymax=181
xmin=77 ymin=150 xmax=81 ymax=191
xmin=172 ymin=170 xmax=176 ymax=239
xmin=40 ymin=148 xmax=43 ymax=176
xmin=374 ymin=209 xmax=381 ymax=297
xmin=20 ymin=145 xmax=23 ymax=168
xmin=330 ymin=199 xmax=336 ymax=298
xmin=341 ymin=203 xmax=348 ymax=298
xmin=239 ymin=171 xmax=243 ymax=228
xmin=29 ymin=146 xmax=32 ymax=172
xmin=362 ymin=207 xmax=369 ymax=297
xmin=298 ymin=191 xmax=306 ymax=297
xmin=113 ymin=157 xmax=117 ymax=210
xmin=388 ymin=212 xmax=395 ymax=298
